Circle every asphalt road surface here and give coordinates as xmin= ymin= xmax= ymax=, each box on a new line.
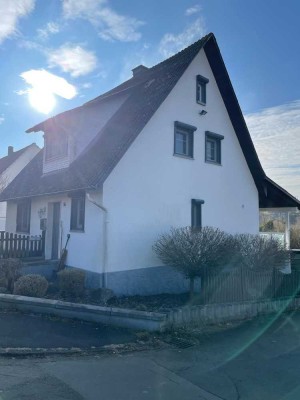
xmin=0 ymin=310 xmax=300 ymax=399
xmin=0 ymin=311 xmax=134 ymax=348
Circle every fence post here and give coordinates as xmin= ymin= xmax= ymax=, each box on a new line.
xmin=0 ymin=232 xmax=4 ymax=259
xmin=240 ymin=268 xmax=245 ymax=301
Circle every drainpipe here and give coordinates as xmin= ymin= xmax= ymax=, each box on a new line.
xmin=86 ymin=193 xmax=108 ymax=288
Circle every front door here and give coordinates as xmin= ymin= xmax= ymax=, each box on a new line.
xmin=51 ymin=202 xmax=60 ymax=260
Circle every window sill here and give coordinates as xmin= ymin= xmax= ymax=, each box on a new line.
xmin=205 ymin=160 xmax=222 ymax=166
xmin=173 ymin=153 xmax=194 ymax=160
xmin=70 ymin=230 xmax=85 ymax=233
xmin=45 ymin=154 xmax=68 ymax=162
xmin=197 ymin=101 xmax=206 ymax=106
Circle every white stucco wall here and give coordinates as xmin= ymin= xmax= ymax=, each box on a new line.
xmin=1 ymin=144 xmax=40 ymax=231
xmin=5 ymin=190 xmax=104 ymax=275
xmin=103 ymin=48 xmax=259 ymax=274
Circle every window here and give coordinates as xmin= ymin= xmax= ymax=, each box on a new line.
xmin=45 ymin=131 xmax=68 ymax=161
xmin=191 ymin=199 xmax=204 ymax=229
xmin=16 ymin=200 xmax=31 ymax=233
xmin=205 ymin=131 xmax=224 ymax=165
xmin=70 ymin=195 xmax=85 ymax=231
xmin=196 ymin=75 xmax=209 ymax=105
xmin=174 ymin=121 xmax=197 ymax=158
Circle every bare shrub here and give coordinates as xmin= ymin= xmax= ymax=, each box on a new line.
xmin=290 ymin=228 xmax=300 ymax=249
xmin=58 ymin=268 xmax=85 ymax=299
xmin=14 ymin=274 xmax=48 ymax=297
xmin=232 ymin=234 xmax=290 ymax=271
xmin=0 ymin=258 xmax=22 ymax=292
xmin=153 ymin=226 xmax=232 ymax=296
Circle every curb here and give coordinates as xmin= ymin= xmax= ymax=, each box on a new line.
xmin=0 ymin=341 xmax=166 ymax=357
xmin=0 ymin=294 xmax=167 ymax=332
xmin=0 ymin=347 xmax=83 ymax=357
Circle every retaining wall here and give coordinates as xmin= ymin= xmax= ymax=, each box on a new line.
xmin=167 ymin=297 xmax=300 ymax=327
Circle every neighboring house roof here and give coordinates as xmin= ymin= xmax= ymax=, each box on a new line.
xmin=0 ymin=144 xmax=36 ymax=176
xmin=0 ymin=33 xmax=299 ymax=209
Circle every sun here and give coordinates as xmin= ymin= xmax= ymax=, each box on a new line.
xmin=21 ymin=69 xmax=77 ymax=115
xmin=28 ymin=87 xmax=56 ymax=115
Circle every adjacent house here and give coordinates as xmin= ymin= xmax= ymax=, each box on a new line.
xmin=1 ymin=33 xmax=299 ymax=295
xmin=0 ymin=144 xmax=40 ymax=231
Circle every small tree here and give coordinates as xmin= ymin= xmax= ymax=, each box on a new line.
xmin=232 ymin=233 xmax=290 ymax=271
xmin=153 ymin=226 xmax=232 ymax=297
xmin=290 ymin=228 xmax=300 ymax=249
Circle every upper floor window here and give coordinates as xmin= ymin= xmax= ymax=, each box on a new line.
xmin=174 ymin=121 xmax=197 ymax=159
xmin=196 ymin=75 xmax=209 ymax=105
xmin=70 ymin=194 xmax=85 ymax=232
xmin=205 ymin=131 xmax=224 ymax=165
xmin=45 ymin=131 xmax=68 ymax=161
xmin=16 ymin=199 xmax=31 ymax=233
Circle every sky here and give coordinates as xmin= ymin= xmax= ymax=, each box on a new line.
xmin=0 ymin=0 xmax=300 ymax=197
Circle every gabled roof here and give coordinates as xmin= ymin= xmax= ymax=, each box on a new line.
xmin=1 ymin=33 xmax=299 ymax=209
xmin=0 ymin=144 xmax=37 ymax=176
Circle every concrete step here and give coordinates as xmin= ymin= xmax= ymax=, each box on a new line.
xmin=21 ymin=260 xmax=59 ymax=281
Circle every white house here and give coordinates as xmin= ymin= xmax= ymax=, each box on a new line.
xmin=1 ymin=33 xmax=299 ymax=295
xmin=0 ymin=144 xmax=40 ymax=231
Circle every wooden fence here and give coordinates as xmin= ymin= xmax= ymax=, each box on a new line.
xmin=199 ymin=268 xmax=300 ymax=305
xmin=0 ymin=232 xmax=44 ymax=259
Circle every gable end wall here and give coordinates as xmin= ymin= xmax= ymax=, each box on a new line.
xmin=103 ymin=49 xmax=259 ymax=275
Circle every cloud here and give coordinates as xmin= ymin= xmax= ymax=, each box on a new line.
xmin=0 ymin=0 xmax=35 ymax=44
xmin=245 ymin=100 xmax=300 ymax=198
xmin=0 ymin=116 xmax=4 ymax=125
xmin=82 ymin=82 xmax=92 ymax=89
xmin=47 ymin=44 xmax=98 ymax=77
xmin=18 ymin=39 xmax=41 ymax=50
xmin=15 ymin=89 xmax=28 ymax=95
xmin=185 ymin=5 xmax=201 ymax=16
xmin=159 ymin=17 xmax=206 ymax=58
xmin=20 ymin=69 xmax=77 ymax=113
xmin=62 ymin=0 xmax=143 ymax=42
xmin=21 ymin=69 xmax=77 ymax=99
xmin=37 ymin=21 xmax=60 ymax=39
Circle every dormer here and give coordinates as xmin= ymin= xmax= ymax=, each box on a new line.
xmin=43 ymin=129 xmax=75 ymax=174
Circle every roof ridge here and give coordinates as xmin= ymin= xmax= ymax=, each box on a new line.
xmin=149 ymin=32 xmax=213 ymax=72
xmin=83 ymin=33 xmax=214 ymax=105
xmin=0 ymin=143 xmax=37 ymax=161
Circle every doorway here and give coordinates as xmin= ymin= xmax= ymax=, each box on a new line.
xmin=51 ymin=202 xmax=60 ymax=260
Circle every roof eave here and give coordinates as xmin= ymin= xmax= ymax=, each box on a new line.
xmin=203 ymin=34 xmax=266 ymax=188
xmin=0 ymin=184 xmax=99 ymax=202
xmin=259 ymin=177 xmax=300 ymax=210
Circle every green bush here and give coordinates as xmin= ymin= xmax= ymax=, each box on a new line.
xmin=57 ymin=268 xmax=85 ymax=298
xmin=0 ymin=258 xmax=22 ymax=292
xmin=14 ymin=274 xmax=48 ymax=297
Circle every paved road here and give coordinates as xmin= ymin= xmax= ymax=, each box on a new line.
xmin=0 ymin=311 xmax=300 ymax=399
xmin=0 ymin=311 xmax=134 ymax=348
